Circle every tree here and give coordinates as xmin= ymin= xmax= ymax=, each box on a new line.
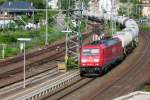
xmin=0 ymin=0 xmax=5 ymax=4
xmin=118 ymin=0 xmax=142 ymax=19
xmin=130 ymin=0 xmax=142 ymax=19
xmin=26 ymin=0 xmax=45 ymax=9
xmin=59 ymin=0 xmax=75 ymax=10
xmin=120 ymin=0 xmax=127 ymax=3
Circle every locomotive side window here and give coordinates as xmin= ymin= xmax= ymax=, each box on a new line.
xmin=82 ymin=48 xmax=99 ymax=56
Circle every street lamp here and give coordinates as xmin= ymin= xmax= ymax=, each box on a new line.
xmin=17 ymin=38 xmax=31 ymax=88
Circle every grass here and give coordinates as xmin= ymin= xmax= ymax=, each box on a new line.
xmin=142 ymin=25 xmax=150 ymax=31
xmin=0 ymin=10 xmax=87 ymax=59
xmin=67 ymin=57 xmax=79 ymax=70
xmin=0 ymin=46 xmax=20 ymax=58
xmin=148 ymin=59 xmax=150 ymax=64
xmin=0 ymin=26 xmax=65 ymax=59
xmin=143 ymin=85 xmax=150 ymax=92
xmin=0 ymin=10 xmax=61 ymax=59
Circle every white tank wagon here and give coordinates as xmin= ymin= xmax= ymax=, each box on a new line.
xmin=104 ymin=14 xmax=139 ymax=51
xmin=123 ymin=28 xmax=138 ymax=42
xmin=113 ymin=32 xmax=132 ymax=48
xmin=82 ymin=11 xmax=139 ymax=54
xmin=112 ymin=17 xmax=139 ymax=53
xmin=109 ymin=15 xmax=129 ymax=25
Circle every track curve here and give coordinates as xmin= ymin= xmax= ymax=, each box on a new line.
xmin=51 ymin=31 xmax=150 ymax=100
xmin=88 ymin=32 xmax=150 ymax=100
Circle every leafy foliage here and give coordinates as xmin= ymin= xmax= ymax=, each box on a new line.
xmin=5 ymin=47 xmax=19 ymax=57
xmin=67 ymin=57 xmax=78 ymax=69
xmin=59 ymin=0 xmax=75 ymax=10
xmin=0 ymin=0 xmax=4 ymax=4
xmin=142 ymin=25 xmax=150 ymax=31
xmin=26 ymin=0 xmax=45 ymax=9
xmin=143 ymin=85 xmax=150 ymax=92
xmin=118 ymin=0 xmax=142 ymax=19
xmin=120 ymin=0 xmax=127 ymax=3
xmin=0 ymin=35 xmax=17 ymax=43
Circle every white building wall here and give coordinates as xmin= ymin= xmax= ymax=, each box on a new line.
xmin=142 ymin=7 xmax=150 ymax=16
xmin=88 ymin=0 xmax=118 ymax=15
xmin=48 ymin=0 xmax=58 ymax=9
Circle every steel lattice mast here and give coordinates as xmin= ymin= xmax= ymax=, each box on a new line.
xmin=62 ymin=0 xmax=85 ymax=66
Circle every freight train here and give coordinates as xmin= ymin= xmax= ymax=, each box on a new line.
xmin=80 ymin=12 xmax=139 ymax=76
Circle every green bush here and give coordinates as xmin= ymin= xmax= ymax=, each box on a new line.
xmin=148 ymin=59 xmax=150 ymax=64
xmin=0 ymin=35 xmax=17 ymax=43
xmin=0 ymin=18 xmax=64 ymax=58
xmin=80 ymin=20 xmax=86 ymax=32
xmin=5 ymin=47 xmax=19 ymax=57
xmin=142 ymin=25 xmax=150 ymax=31
xmin=143 ymin=85 xmax=150 ymax=92
xmin=67 ymin=57 xmax=78 ymax=70
xmin=59 ymin=0 xmax=75 ymax=10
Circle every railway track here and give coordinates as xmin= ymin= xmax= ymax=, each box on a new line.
xmin=0 ymin=56 xmax=64 ymax=96
xmin=0 ymin=22 xmax=94 ymax=97
xmin=1 ymin=25 xmax=149 ymax=100
xmin=0 ymin=35 xmax=88 ymax=80
xmin=87 ymin=31 xmax=150 ymax=100
xmin=39 ymin=76 xmax=95 ymax=100
xmin=0 ymin=33 xmax=90 ymax=79
xmin=0 ymin=51 xmax=65 ymax=88
xmin=40 ymin=32 xmax=150 ymax=100
xmin=0 ymin=41 xmax=65 ymax=66
xmin=0 ymin=67 xmax=60 ymax=95
xmin=0 ymin=43 xmax=65 ymax=78
xmin=0 ymin=38 xmax=67 ymax=95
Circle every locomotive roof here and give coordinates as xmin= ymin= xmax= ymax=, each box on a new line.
xmin=91 ymin=38 xmax=120 ymax=47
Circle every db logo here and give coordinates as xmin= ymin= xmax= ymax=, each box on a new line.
xmin=88 ymin=56 xmax=93 ymax=62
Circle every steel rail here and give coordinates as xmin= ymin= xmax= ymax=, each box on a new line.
xmin=84 ymin=32 xmax=150 ymax=100
xmin=3 ymin=70 xmax=79 ymax=100
xmin=0 ymin=68 xmax=59 ymax=95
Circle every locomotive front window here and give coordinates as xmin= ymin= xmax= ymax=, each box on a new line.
xmin=82 ymin=48 xmax=99 ymax=56
xmin=91 ymin=49 xmax=99 ymax=55
xmin=82 ymin=49 xmax=90 ymax=56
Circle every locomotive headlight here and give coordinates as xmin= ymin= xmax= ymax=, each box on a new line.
xmin=81 ymin=59 xmax=87 ymax=63
xmin=93 ymin=59 xmax=99 ymax=62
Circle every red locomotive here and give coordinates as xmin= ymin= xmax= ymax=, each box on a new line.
xmin=80 ymin=38 xmax=124 ymax=76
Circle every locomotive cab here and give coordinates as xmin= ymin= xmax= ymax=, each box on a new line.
xmin=81 ymin=48 xmax=100 ymax=66
xmin=80 ymin=45 xmax=104 ymax=76
xmin=80 ymin=38 xmax=123 ymax=76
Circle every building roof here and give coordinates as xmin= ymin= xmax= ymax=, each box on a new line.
xmin=0 ymin=1 xmax=35 ymax=12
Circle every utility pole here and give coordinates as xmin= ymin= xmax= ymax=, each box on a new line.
xmin=128 ymin=0 xmax=130 ymax=17
xmin=45 ymin=0 xmax=48 ymax=45
xmin=111 ymin=0 xmax=116 ymax=35
xmin=62 ymin=0 xmax=83 ymax=66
